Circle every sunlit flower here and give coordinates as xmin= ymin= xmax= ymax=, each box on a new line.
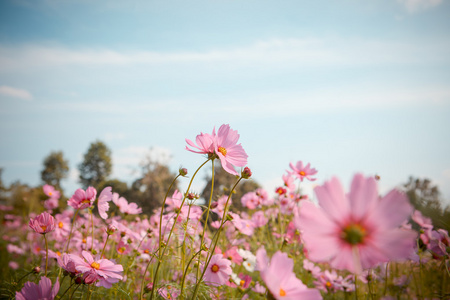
xmin=29 ymin=211 xmax=56 ymax=234
xmin=67 ymin=187 xmax=97 ymax=210
xmin=256 ymin=247 xmax=322 ymax=300
xmin=214 ymin=124 xmax=248 ymax=175
xmin=43 ymin=184 xmax=60 ymax=199
xmin=289 ymin=161 xmax=318 ymax=181
xmin=71 ymin=250 xmax=123 ymax=288
xmin=112 ymin=193 xmax=142 ymax=215
xmin=16 ymin=276 xmax=59 ymax=300
xmin=298 ymin=174 xmax=417 ymax=273
xmin=203 ymin=254 xmax=232 ymax=286
xmin=97 ymin=187 xmax=112 ymax=219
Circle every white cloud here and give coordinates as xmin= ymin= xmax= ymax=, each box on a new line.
xmin=398 ymin=0 xmax=443 ymax=13
xmin=104 ymin=132 xmax=126 ymax=142
xmin=1 ymin=37 xmax=448 ymax=72
xmin=0 ymin=85 xmax=33 ymax=100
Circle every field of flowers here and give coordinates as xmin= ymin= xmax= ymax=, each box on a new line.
xmin=1 ymin=124 xmax=449 ymax=299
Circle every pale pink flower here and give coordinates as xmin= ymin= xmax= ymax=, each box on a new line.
xmin=214 ymin=124 xmax=248 ymax=175
xmin=186 ymin=125 xmax=248 ymax=175
xmin=16 ymin=276 xmax=59 ymax=300
xmin=241 ymin=192 xmax=261 ymax=209
xmin=298 ymin=174 xmax=417 ymax=273
xmin=289 ymin=161 xmax=318 ymax=181
xmin=223 ymin=246 xmax=244 ymax=265
xmin=203 ymin=254 xmax=232 ymax=286
xmin=251 ymin=211 xmax=268 ymax=228
xmin=185 ymin=131 xmax=215 ymax=155
xmin=29 ymin=211 xmax=56 ymax=234
xmin=43 ymin=184 xmax=60 ymax=199
xmin=256 ymin=247 xmax=322 ymax=300
xmin=67 ymin=187 xmax=97 ymax=210
xmin=112 ymin=193 xmax=142 ymax=215
xmin=9 ymin=261 xmax=19 ymax=270
xmin=71 ymin=250 xmax=123 ymax=288
xmin=97 ymin=187 xmax=112 ymax=219
xmin=44 ymin=198 xmax=59 ymax=210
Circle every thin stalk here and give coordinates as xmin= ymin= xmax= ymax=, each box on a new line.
xmin=195 ymin=159 xmax=215 ymax=279
xmin=148 ymin=159 xmax=211 ymax=300
xmin=100 ymin=233 xmax=110 ymax=258
xmin=64 ymin=209 xmax=80 ymax=253
xmin=191 ymin=176 xmax=243 ymax=299
xmin=43 ymin=233 xmax=49 ymax=277
xmin=180 ymin=249 xmax=203 ymax=298
xmin=58 ymin=281 xmax=75 ymax=299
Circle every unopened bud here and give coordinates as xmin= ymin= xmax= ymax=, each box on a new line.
xmin=186 ymin=192 xmax=199 ymax=200
xmin=106 ymin=224 xmax=117 ymax=235
xmin=226 ymin=213 xmax=234 ymax=221
xmin=33 ymin=266 xmax=41 ymax=274
xmin=201 ymin=244 xmax=209 ymax=251
xmin=375 ymin=174 xmax=381 ymax=181
xmin=179 ymin=168 xmax=188 ymax=177
xmin=241 ymin=167 xmax=252 ymax=179
xmin=210 ymin=202 xmax=218 ymax=209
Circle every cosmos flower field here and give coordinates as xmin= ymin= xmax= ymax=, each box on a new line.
xmin=1 ymin=124 xmax=449 ymax=299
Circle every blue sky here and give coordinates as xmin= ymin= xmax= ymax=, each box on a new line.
xmin=1 ymin=0 xmax=449 ymax=203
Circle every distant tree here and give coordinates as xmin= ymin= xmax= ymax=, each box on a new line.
xmin=41 ymin=151 xmax=69 ymax=190
xmin=201 ymin=162 xmax=260 ymax=213
xmin=78 ymin=141 xmax=112 ymax=189
xmin=404 ymin=176 xmax=450 ymax=232
xmin=129 ymin=150 xmax=179 ymax=215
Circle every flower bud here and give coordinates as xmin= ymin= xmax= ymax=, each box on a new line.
xmin=179 ymin=167 xmax=188 ymax=177
xmin=241 ymin=167 xmax=252 ymax=179
xmin=210 ymin=202 xmax=218 ymax=209
xmin=33 ymin=266 xmax=41 ymax=274
xmin=106 ymin=224 xmax=117 ymax=235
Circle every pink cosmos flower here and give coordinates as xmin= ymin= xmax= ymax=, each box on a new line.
xmin=112 ymin=193 xmax=142 ymax=215
xmin=16 ymin=276 xmax=60 ymax=300
xmin=214 ymin=124 xmax=248 ymax=175
xmin=29 ymin=211 xmax=56 ymax=234
xmin=44 ymin=198 xmax=59 ymax=210
xmin=203 ymin=254 xmax=232 ymax=286
xmin=43 ymin=184 xmax=60 ymax=199
xmin=71 ymin=250 xmax=123 ymax=288
xmin=298 ymin=174 xmax=417 ymax=273
xmin=186 ymin=124 xmax=248 ymax=176
xmin=289 ymin=161 xmax=318 ymax=181
xmin=67 ymin=187 xmax=97 ymax=210
xmin=256 ymin=247 xmax=322 ymax=300
xmin=97 ymin=187 xmax=112 ymax=219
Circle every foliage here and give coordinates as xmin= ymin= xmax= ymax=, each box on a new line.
xmin=405 ymin=176 xmax=450 ymax=232
xmin=78 ymin=140 xmax=112 ymax=189
xmin=41 ymin=151 xmax=69 ymax=190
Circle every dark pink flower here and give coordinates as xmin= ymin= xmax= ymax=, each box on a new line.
xmin=298 ymin=174 xmax=417 ymax=273
xmin=29 ymin=212 xmax=56 ymax=234
xmin=256 ymin=247 xmax=322 ymax=300
xmin=16 ymin=276 xmax=59 ymax=300
xmin=67 ymin=187 xmax=97 ymax=210
xmin=203 ymin=254 xmax=232 ymax=286
xmin=289 ymin=161 xmax=318 ymax=181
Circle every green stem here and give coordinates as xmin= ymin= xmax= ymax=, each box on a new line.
xmin=58 ymin=281 xmax=75 ymax=299
xmin=100 ymin=233 xmax=110 ymax=258
xmin=195 ymin=159 xmax=215 ymax=280
xmin=43 ymin=233 xmax=49 ymax=277
xmin=180 ymin=249 xmax=203 ymax=298
xmin=139 ymin=247 xmax=159 ymax=300
xmin=90 ymin=209 xmax=94 ymax=251
xmin=148 ymin=159 xmax=210 ymax=300
xmin=64 ymin=209 xmax=80 ymax=253
xmin=191 ymin=176 xmax=243 ymax=299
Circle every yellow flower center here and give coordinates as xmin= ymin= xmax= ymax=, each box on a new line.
xmin=118 ymin=247 xmax=126 ymax=253
xmin=279 ymin=288 xmax=286 ymax=296
xmin=144 ymin=249 xmax=149 ymax=254
xmin=58 ymin=221 xmax=64 ymax=228
xmin=341 ymin=223 xmax=367 ymax=245
xmin=56 ymin=251 xmax=61 ymax=256
xmin=326 ymin=281 xmax=332 ymax=288
xmin=82 ymin=238 xmax=87 ymax=244
xmin=299 ymin=171 xmax=306 ymax=176
xmin=81 ymin=199 xmax=91 ymax=204
xmin=218 ymin=147 xmax=227 ymax=156
xmin=240 ymin=280 xmax=245 ymax=287
xmin=49 ymin=192 xmax=53 ymax=196
xmin=91 ymin=262 xmax=100 ymax=270
xmin=211 ymin=264 xmax=220 ymax=273
xmin=40 ymin=225 xmax=47 ymax=231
